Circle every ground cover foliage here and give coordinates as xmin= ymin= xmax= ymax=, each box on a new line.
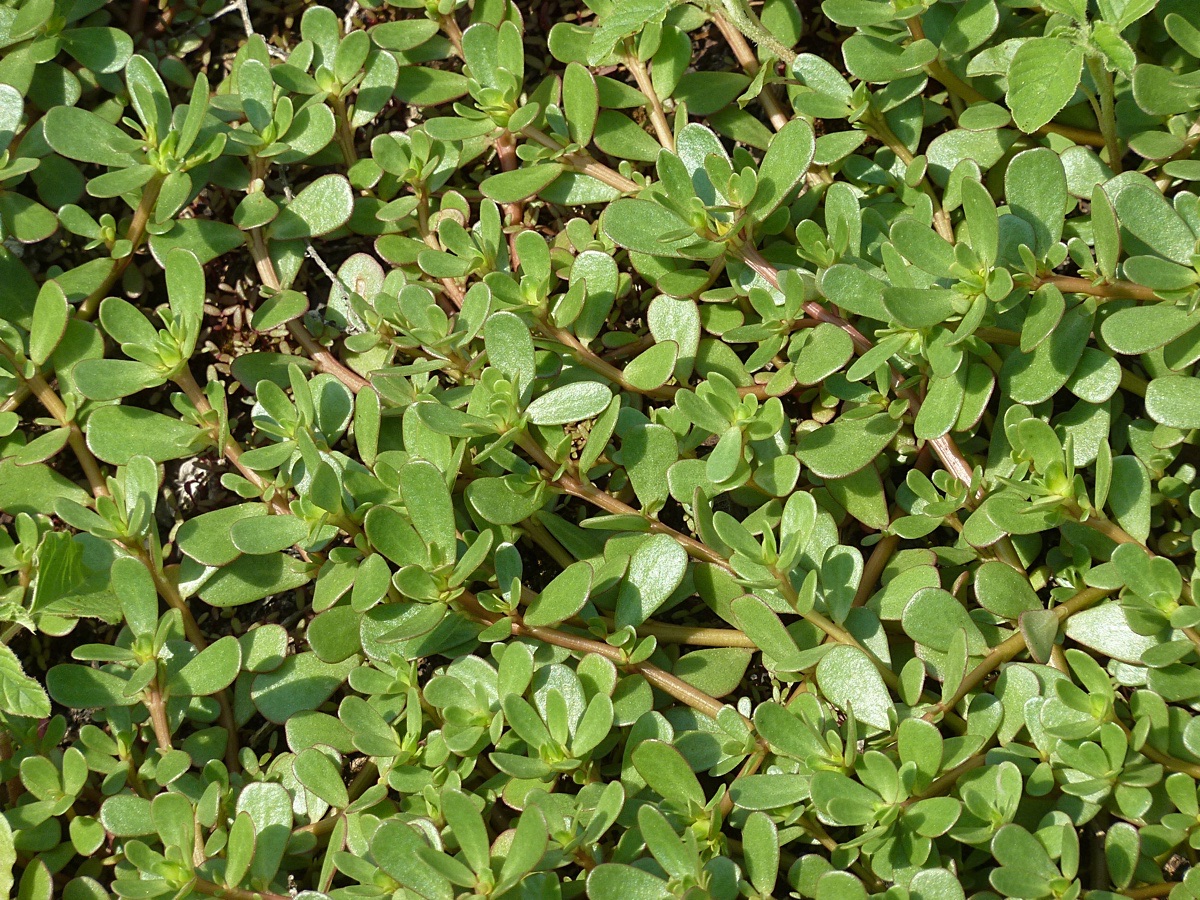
xmin=7 ymin=0 xmax=1200 ymax=897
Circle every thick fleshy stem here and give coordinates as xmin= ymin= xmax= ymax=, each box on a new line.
xmin=456 ymin=590 xmax=759 ymax=738
xmin=1037 ymin=274 xmax=1158 ymax=302
xmin=853 ymin=447 xmax=935 ymax=607
xmin=520 ymin=126 xmax=641 ymax=194
xmin=145 ymin=680 xmax=173 ymax=752
xmin=495 ymin=130 xmax=526 ymax=266
xmin=1119 ymin=884 xmax=1179 ymax=900
xmin=129 ymin=543 xmax=241 ymax=772
xmin=0 ymin=342 xmax=108 ymax=498
xmin=624 ymin=46 xmax=674 ymax=150
xmin=736 ymin=244 xmax=982 ymax=497
xmin=709 ymin=10 xmax=791 ymax=133
xmin=711 ymin=0 xmax=796 ymax=64
xmin=190 ymin=878 xmax=291 ymax=900
xmin=173 ymin=367 xmax=292 ymax=518
xmin=246 ymin=215 xmax=370 ymax=393
xmin=923 ymin=586 xmax=1111 ymax=721
xmin=1086 ymin=56 xmax=1122 ymax=174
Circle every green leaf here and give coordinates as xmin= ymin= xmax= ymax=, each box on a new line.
xmin=0 ymin=459 xmax=91 ymax=516
xmin=601 ymin=198 xmax=715 ymax=258
xmin=794 ymin=413 xmax=902 ymax=479
xmin=85 ymin=406 xmax=203 ymax=464
xmin=526 ymin=381 xmax=612 ymax=425
xmin=293 ymin=747 xmax=349 ymax=809
xmin=372 ymin=19 xmax=440 ymax=51
xmin=46 ymin=664 xmax=138 ymax=708
xmin=165 ymin=248 xmax=205 ymax=347
xmin=563 ymin=61 xmax=599 ymax=145
xmin=177 ymin=504 xmax=269 ymax=566
xmin=1002 ymin=302 xmax=1093 ymax=405
xmin=0 ymin=643 xmax=50 ymax=718
xmin=1091 ymin=186 xmax=1120 ymax=279
xmin=199 ymin=553 xmax=312 ymax=608
xmin=524 ymin=561 xmax=593 ymax=627
xmin=229 ymin=515 xmax=308 ymax=555
xmin=615 ymin=534 xmax=688 ymax=629
xmin=73 ymin=359 xmax=165 ymax=401
xmin=794 ymin=323 xmax=855 ymax=386
xmin=268 ymin=174 xmax=354 ymax=241
xmin=480 ymin=164 xmax=564 ymax=203
xmin=975 ymin=560 xmax=1042 ymax=619
xmin=631 ymin=739 xmax=705 ymax=807
xmin=810 ymin=770 xmax=881 ymax=826
xmin=903 ymin=587 xmax=988 ymax=656
xmin=674 ymin=648 xmax=752 ymax=698
xmin=843 ymin=34 xmax=937 ymax=82
xmin=1108 ymin=455 xmax=1151 ymax=541
xmin=594 ymin=109 xmax=664 ymax=162
xmin=43 ymin=106 xmax=140 ymax=167
xmin=915 ymin=368 xmax=968 ymax=440
xmin=587 ymin=864 xmax=671 ymax=900
xmin=1006 ymin=38 xmax=1084 ymax=133
xmin=1005 ymin=148 xmax=1067 ymax=258
xmin=1112 ymin=182 xmax=1194 ymax=264
xmin=0 ymin=813 xmax=13 ymax=899
xmin=1019 ymin=609 xmax=1059 ymax=665
xmin=1104 ymin=306 xmax=1200 ymax=358
xmin=588 ymin=0 xmax=674 ymax=63
xmin=169 ymin=636 xmax=242 ymax=696
xmin=1105 ymin=821 xmax=1140 ymax=891
xmin=815 ymin=645 xmax=893 ymax=731
xmin=29 ymin=281 xmax=68 ymax=367
xmin=100 ymin=795 xmax=154 ymax=837
xmin=1145 ymin=375 xmax=1200 ymax=429
xmin=399 ymin=460 xmax=456 ymax=563
xmin=648 ymin=295 xmax=700 ymax=381
xmin=624 ymin=341 xmax=678 ymax=391
xmin=747 ymin=118 xmax=815 ymax=223
xmin=485 ymin=310 xmax=536 ymax=395
xmin=251 ymin=653 xmax=358 ymax=724
xmin=732 ymin=596 xmax=809 ymax=672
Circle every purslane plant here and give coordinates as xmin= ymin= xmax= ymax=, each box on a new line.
xmin=4 ymin=0 xmax=1200 ymax=898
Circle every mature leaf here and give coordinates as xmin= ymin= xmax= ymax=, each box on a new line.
xmin=1006 ymin=38 xmax=1083 ymax=133
xmin=0 ymin=644 xmax=50 ymax=718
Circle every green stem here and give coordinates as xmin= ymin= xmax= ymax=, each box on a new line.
xmin=1086 ymin=56 xmax=1122 ymax=174
xmin=520 ymin=126 xmax=641 ymax=193
xmin=144 ymin=680 xmax=173 ymax=752
xmin=81 ymin=174 xmax=165 ymax=319
xmin=1112 ymin=885 xmax=1178 ymax=900
xmin=191 ymin=878 xmax=291 ymax=900
xmin=773 ymin=565 xmax=902 ymax=693
xmin=173 ymin=368 xmax=291 ymax=516
xmin=1037 ymin=274 xmax=1158 ymax=301
xmin=905 ymin=15 xmax=1105 ymax=148
xmin=0 ymin=342 xmax=108 ymax=498
xmin=457 ymin=590 xmax=758 ymax=737
xmin=624 ymin=45 xmax=674 ymax=150
xmin=924 ymin=586 xmax=1111 ymax=720
xmin=329 ymin=94 xmax=358 ymax=166
xmin=129 ymin=542 xmax=241 ymax=772
xmin=709 ymin=10 xmax=792 ymax=132
xmin=245 ymin=196 xmax=370 ymax=394
xmin=712 ymin=0 xmax=796 ymax=63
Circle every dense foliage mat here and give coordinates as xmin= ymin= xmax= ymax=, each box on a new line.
xmin=7 ymin=0 xmax=1200 ymax=897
